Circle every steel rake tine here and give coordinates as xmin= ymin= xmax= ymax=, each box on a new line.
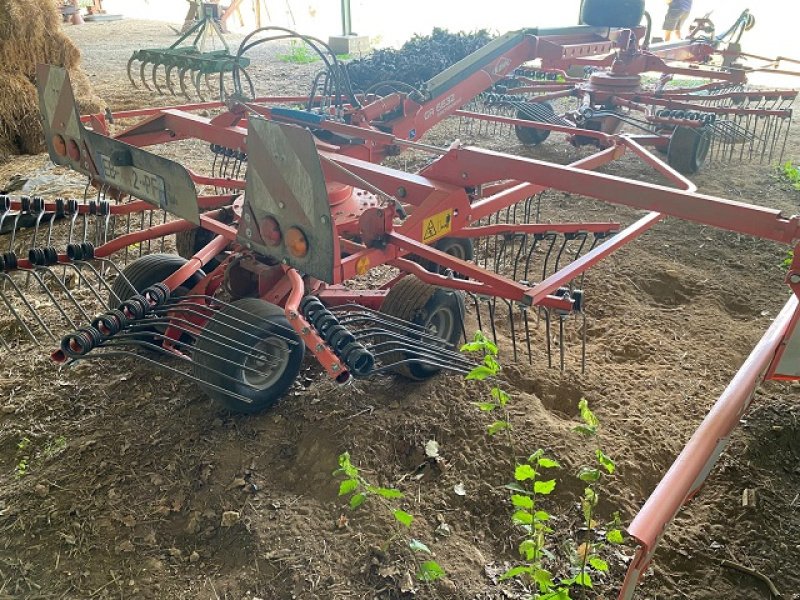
xmin=140 ymin=60 xmax=153 ymax=91
xmin=179 ymin=67 xmax=192 ymax=101
xmin=165 ymin=64 xmax=178 ymax=96
xmin=152 ymin=62 xmax=165 ymax=95
xmin=0 ymin=274 xmax=55 ymax=343
xmin=193 ymin=70 xmax=206 ymax=101
xmin=127 ymin=56 xmax=139 ymax=88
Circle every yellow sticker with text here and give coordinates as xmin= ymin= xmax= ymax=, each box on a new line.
xmin=422 ymin=209 xmax=453 ymax=243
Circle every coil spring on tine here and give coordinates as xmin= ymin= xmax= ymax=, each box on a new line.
xmin=300 ymin=295 xmax=325 ymax=320
xmin=28 ymin=248 xmax=45 ymax=266
xmin=0 ymin=195 xmax=9 ymax=211
xmin=20 ymin=196 xmax=30 ymax=212
xmin=2 ymin=251 xmax=17 ymax=271
xmin=31 ymin=196 xmax=44 ymax=213
xmin=341 ymin=340 xmax=374 ymax=377
xmin=66 ymin=243 xmax=83 ymax=261
xmin=120 ymin=295 xmax=151 ymax=320
xmin=66 ymin=199 xmax=79 ymax=215
xmin=60 ymin=326 xmax=104 ymax=358
xmin=81 ymin=242 xmax=95 ymax=259
xmin=88 ymin=201 xmax=97 ymax=216
xmin=55 ymin=198 xmax=65 ymax=217
xmin=143 ymin=283 xmax=170 ymax=306
xmin=328 ymin=326 xmax=356 ymax=354
xmin=99 ymin=200 xmax=111 ymax=216
xmin=91 ymin=308 xmax=129 ymax=336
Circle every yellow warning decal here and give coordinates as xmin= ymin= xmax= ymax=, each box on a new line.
xmin=422 ymin=209 xmax=453 ymax=243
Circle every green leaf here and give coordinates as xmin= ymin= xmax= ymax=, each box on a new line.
xmin=336 ymin=452 xmax=358 ymax=478
xmin=515 ymin=464 xmax=536 ymax=481
xmin=487 ymin=420 xmax=509 ymax=435
xmin=606 ymin=529 xmax=624 ymax=544
xmin=500 ymin=565 xmax=530 ymax=581
xmin=540 ymin=590 xmax=572 ymax=600
xmin=511 ymin=509 xmax=533 ymax=525
xmin=466 ymin=365 xmax=495 ymax=381
xmin=491 ymin=387 xmax=510 ymax=406
xmin=393 ymin=509 xmax=414 ymax=527
xmin=376 ymin=487 xmax=403 ymax=499
xmin=533 ymin=479 xmax=557 ymax=495
xmin=573 ymin=425 xmax=597 ymax=436
xmin=584 ymin=487 xmax=598 ymax=505
xmin=596 ymin=449 xmax=616 ymax=474
xmin=578 ymin=467 xmax=601 ymax=482
xmin=409 ymin=539 xmax=431 ymax=554
xmin=511 ymin=494 xmax=534 ymax=509
xmin=483 ymin=353 xmax=500 ymax=374
xmin=519 ymin=539 xmax=538 ymax=561
xmin=417 ymin=560 xmax=445 ymax=582
xmin=576 ymin=398 xmax=598 ymax=435
xmin=537 ymin=457 xmax=560 ymax=469
xmin=474 ymin=401 xmax=497 ymax=412
xmin=574 ymin=572 xmax=593 ymax=588
xmin=338 ymin=479 xmax=358 ymax=496
xmin=533 ymin=568 xmax=555 ymax=592
xmin=349 ymin=493 xmax=366 ymax=509
xmin=533 ymin=510 xmax=550 ymax=522
xmin=589 ymin=557 xmax=609 ymax=572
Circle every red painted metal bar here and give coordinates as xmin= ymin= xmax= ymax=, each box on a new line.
xmin=5 ymin=197 xmax=154 ymax=216
xmin=422 ymin=148 xmax=800 ymax=245
xmin=468 ymin=144 xmax=622 ymax=222
xmin=283 ymin=267 xmax=349 ymax=381
xmin=619 ymin=294 xmax=800 ymax=600
xmin=162 ymin=233 xmax=230 ymax=292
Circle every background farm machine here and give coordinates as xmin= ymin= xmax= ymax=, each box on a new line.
xmin=1 ymin=1 xmax=800 ymax=596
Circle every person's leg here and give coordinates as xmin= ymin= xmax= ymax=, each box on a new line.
xmin=663 ymin=7 xmax=681 ymax=41
xmin=674 ymin=10 xmax=689 ymax=38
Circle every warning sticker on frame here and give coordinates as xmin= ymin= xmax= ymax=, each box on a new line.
xmin=422 ymin=209 xmax=453 ymax=243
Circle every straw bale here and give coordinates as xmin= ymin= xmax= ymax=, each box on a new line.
xmin=0 ymin=0 xmax=104 ymax=161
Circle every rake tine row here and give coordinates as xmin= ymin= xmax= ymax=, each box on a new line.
xmin=127 ymin=48 xmax=252 ymax=101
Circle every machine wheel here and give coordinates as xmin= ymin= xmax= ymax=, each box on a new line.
xmin=418 ymin=236 xmax=474 ymax=278
xmin=192 ymin=298 xmax=304 ymax=413
xmin=580 ymin=0 xmax=645 ymax=28
xmin=110 ymin=253 xmax=205 ymax=307
xmin=667 ymin=126 xmax=711 ymax=175
xmin=380 ymin=275 xmax=465 ymax=381
xmin=514 ymin=102 xmax=555 ymax=146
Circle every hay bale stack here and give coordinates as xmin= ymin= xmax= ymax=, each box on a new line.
xmin=0 ymin=0 xmax=104 ymax=161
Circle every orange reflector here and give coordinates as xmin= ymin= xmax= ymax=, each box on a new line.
xmin=285 ymin=227 xmax=308 ymax=258
xmin=52 ymin=134 xmax=66 ymax=157
xmin=259 ymin=216 xmax=282 ymax=246
xmin=66 ymin=139 xmax=81 ymax=162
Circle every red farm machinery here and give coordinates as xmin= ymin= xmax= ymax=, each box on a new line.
xmin=2 ymin=1 xmax=800 ymax=596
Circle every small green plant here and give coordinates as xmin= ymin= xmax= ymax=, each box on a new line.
xmin=570 ymin=399 xmax=624 ymax=594
xmin=779 ymin=161 xmax=800 ymax=190
xmin=334 ymin=452 xmax=445 ymax=582
xmin=278 ymin=41 xmax=319 ymax=65
xmin=502 ymin=450 xmax=571 ymax=599
xmin=461 ymin=332 xmax=511 ymax=437
xmin=43 ymin=436 xmax=67 ymax=458
xmin=15 ymin=437 xmax=31 ymax=479
xmin=784 ymin=250 xmax=795 ymax=270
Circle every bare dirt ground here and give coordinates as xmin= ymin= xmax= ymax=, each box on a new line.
xmin=0 ymin=18 xmax=799 ymax=600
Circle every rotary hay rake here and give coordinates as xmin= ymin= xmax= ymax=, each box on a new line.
xmin=2 ymin=5 xmax=800 ymax=597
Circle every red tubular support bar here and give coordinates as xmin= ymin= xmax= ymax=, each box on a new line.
xmin=619 ymin=294 xmax=800 ymax=600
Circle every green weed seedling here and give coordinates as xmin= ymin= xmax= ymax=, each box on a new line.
xmin=333 ymin=452 xmax=445 ymax=583
xmin=278 ymin=41 xmax=319 ymax=64
xmin=568 ymin=399 xmax=624 ymax=594
xmin=779 ymin=161 xmax=800 ymax=191
xmin=461 ymin=332 xmax=511 ymax=437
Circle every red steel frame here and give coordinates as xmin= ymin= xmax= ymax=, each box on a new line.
xmin=37 ymin=22 xmax=800 ymax=598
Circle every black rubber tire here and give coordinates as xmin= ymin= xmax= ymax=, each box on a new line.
xmin=514 ymin=102 xmax=555 ymax=146
xmin=667 ymin=126 xmax=711 ymax=175
xmin=380 ymin=275 xmax=465 ymax=381
xmin=110 ymin=253 xmax=206 ymax=307
xmin=192 ymin=298 xmax=304 ymax=413
xmin=580 ymin=0 xmax=645 ymax=28
xmin=176 ymin=226 xmax=223 ymax=271
xmin=418 ymin=237 xmax=474 ymax=278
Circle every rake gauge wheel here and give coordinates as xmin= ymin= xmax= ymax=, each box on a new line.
xmin=514 ymin=102 xmax=555 ymax=146
xmin=193 ymin=298 xmax=304 ymax=413
xmin=667 ymin=126 xmax=711 ymax=175
xmin=580 ymin=0 xmax=646 ymax=28
xmin=417 ymin=236 xmax=474 ymax=278
xmin=380 ymin=275 xmax=465 ymax=380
